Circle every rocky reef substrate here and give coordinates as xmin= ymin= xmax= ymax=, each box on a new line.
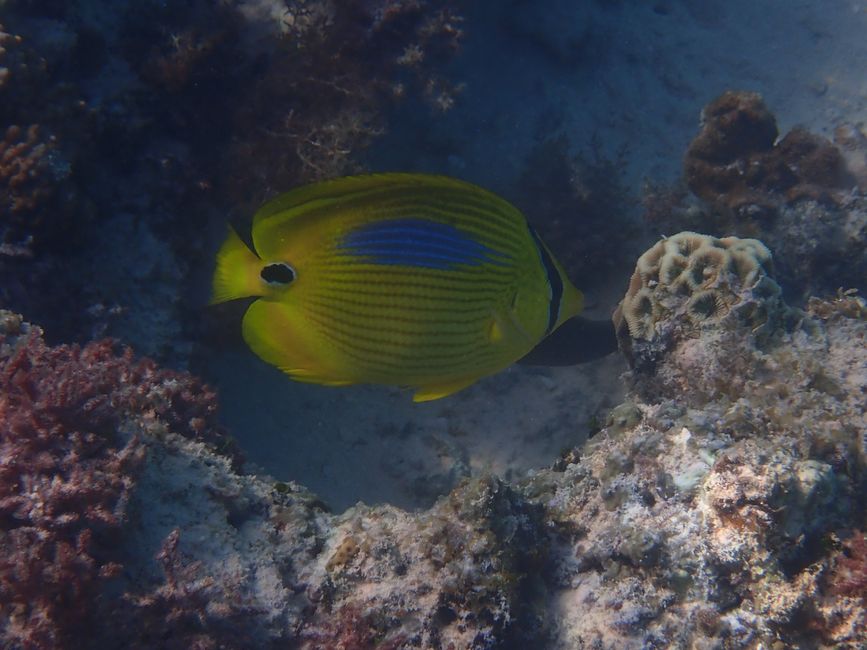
xmin=2 ymin=230 xmax=866 ymax=648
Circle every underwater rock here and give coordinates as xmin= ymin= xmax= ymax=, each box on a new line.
xmin=645 ymin=92 xmax=867 ymax=300
xmin=684 ymin=90 xmax=855 ymax=221
xmin=3 ymin=219 xmax=867 ymax=647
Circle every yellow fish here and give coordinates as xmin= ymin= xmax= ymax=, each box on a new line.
xmin=211 ymin=173 xmax=583 ymax=401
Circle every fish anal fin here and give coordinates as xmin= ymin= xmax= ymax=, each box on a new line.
xmin=281 ymin=366 xmax=354 ymax=387
xmin=412 ymin=376 xmax=480 ymax=402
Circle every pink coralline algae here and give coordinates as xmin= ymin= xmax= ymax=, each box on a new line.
xmin=829 ymin=532 xmax=867 ymax=600
xmin=0 ymin=311 xmax=240 ymax=649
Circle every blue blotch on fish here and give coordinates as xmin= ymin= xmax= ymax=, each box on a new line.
xmin=336 ymin=218 xmax=512 ymax=269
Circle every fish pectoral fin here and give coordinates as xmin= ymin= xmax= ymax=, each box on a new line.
xmin=487 ymin=307 xmax=534 ymax=348
xmin=412 ymin=376 xmax=480 ymax=402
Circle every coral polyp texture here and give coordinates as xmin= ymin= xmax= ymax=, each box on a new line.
xmin=612 ymin=231 xmax=783 ymax=365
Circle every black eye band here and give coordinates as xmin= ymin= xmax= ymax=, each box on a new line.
xmin=261 ymin=263 xmax=296 ymax=285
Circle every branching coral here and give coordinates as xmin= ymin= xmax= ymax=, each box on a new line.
xmin=0 ymin=124 xmax=59 ymax=250
xmin=0 ymin=23 xmax=46 ymax=117
xmin=0 ymin=24 xmax=19 ymax=90
xmin=0 ymin=315 xmax=146 ymax=648
xmin=0 ymin=311 xmax=242 ymax=649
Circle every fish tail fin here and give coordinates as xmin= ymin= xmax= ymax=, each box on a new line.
xmin=211 ymin=227 xmax=263 ymax=304
xmin=563 ymin=286 xmax=584 ymax=319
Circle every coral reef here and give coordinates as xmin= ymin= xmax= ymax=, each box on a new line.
xmin=834 ymin=123 xmax=867 ymax=191
xmin=684 ymin=90 xmax=854 ymax=220
xmin=0 ymin=310 xmax=241 ymax=649
xmin=0 ymin=313 xmax=145 ymax=649
xmin=644 ymin=91 xmax=867 ymax=300
xmin=828 ymin=531 xmax=867 ymax=602
xmin=0 ymin=124 xmax=80 ymax=252
xmin=538 ymin=237 xmax=866 ymax=648
xmin=2 ymin=223 xmax=865 ymax=647
xmin=611 ymin=230 xmax=784 ymax=366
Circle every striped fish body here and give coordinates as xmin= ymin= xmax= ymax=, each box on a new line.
xmin=212 ymin=174 xmax=583 ymax=401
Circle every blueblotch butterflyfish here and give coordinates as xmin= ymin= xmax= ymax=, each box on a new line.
xmin=211 ymin=173 xmax=585 ymax=401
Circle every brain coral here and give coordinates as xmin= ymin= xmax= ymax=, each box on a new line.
xmin=613 ymin=231 xmax=784 ymax=363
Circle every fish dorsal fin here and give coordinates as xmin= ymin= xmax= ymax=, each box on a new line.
xmin=252 ymin=173 xmax=519 ymax=235
xmin=253 ymin=174 xmax=398 ymax=229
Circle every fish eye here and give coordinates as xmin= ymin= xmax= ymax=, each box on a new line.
xmin=260 ymin=262 xmax=296 ymax=286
